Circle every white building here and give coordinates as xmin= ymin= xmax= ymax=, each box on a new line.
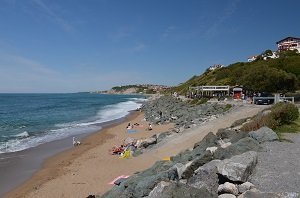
xmin=208 ymin=64 xmax=224 ymax=71
xmin=263 ymin=51 xmax=278 ymax=60
xmin=247 ymin=55 xmax=258 ymax=62
xmin=276 ymin=37 xmax=300 ymax=53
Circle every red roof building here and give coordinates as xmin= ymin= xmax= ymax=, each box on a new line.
xmin=276 ymin=37 xmax=300 ymax=52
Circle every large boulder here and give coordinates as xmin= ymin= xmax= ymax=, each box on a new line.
xmin=218 ymin=182 xmax=239 ymax=195
xmin=237 ymin=189 xmax=299 ymax=198
xmin=187 ymin=160 xmax=220 ymax=197
xmin=218 ymin=194 xmax=236 ymax=198
xmin=171 ymin=132 xmax=218 ymax=164
xmin=157 ymin=131 xmax=173 ymax=143
xmin=139 ymin=137 xmax=157 ymax=148
xmin=216 ymin=128 xmax=248 ymax=143
xmin=217 ymin=151 xmax=258 ymax=183
xmin=238 ymin=182 xmax=255 ymax=194
xmin=177 ymin=151 xmax=214 ymax=179
xmin=148 ymin=181 xmax=216 ymax=198
xmin=214 ymin=137 xmax=261 ymax=160
xmin=248 ymin=127 xmax=279 ymax=143
xmin=147 ymin=181 xmax=170 ymax=197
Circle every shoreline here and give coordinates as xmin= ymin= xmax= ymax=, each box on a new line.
xmin=5 ymin=110 xmax=174 ymax=198
xmin=5 ymin=102 xmax=266 ymax=198
xmin=1 ymin=111 xmax=139 ymax=197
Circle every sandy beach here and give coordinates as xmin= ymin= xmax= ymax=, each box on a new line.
xmin=5 ymin=103 xmax=265 ymax=198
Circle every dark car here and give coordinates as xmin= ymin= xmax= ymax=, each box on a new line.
xmin=255 ymin=93 xmax=274 ymax=105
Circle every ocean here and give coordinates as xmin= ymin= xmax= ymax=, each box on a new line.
xmin=0 ymin=93 xmax=145 ymax=153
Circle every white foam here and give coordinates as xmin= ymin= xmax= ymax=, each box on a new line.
xmin=13 ymin=131 xmax=29 ymax=138
xmin=0 ymin=125 xmax=100 ymax=153
xmin=96 ymin=100 xmax=142 ymax=123
xmin=0 ymin=97 xmax=144 ymax=153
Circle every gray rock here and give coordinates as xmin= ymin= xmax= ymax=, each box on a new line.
xmin=237 ymin=189 xmax=299 ymax=198
xmin=249 ymin=134 xmax=300 ymax=193
xmin=248 ymin=127 xmax=279 ymax=143
xmin=218 ymin=182 xmax=239 ymax=195
xmin=139 ymin=137 xmax=157 ymax=148
xmin=238 ymin=182 xmax=255 ymax=194
xmin=219 ymin=194 xmax=237 ymax=198
xmin=217 ymin=151 xmax=258 ymax=182
xmin=171 ymin=132 xmax=218 ymax=164
xmin=194 ymin=159 xmax=222 ymax=174
xmin=142 ymin=96 xmax=229 ymax=129
xmin=157 ymin=131 xmax=173 ymax=143
xmin=147 ymin=181 xmax=171 ymax=198
xmin=187 ymin=160 xmax=219 ymax=196
xmin=180 ymin=151 xmax=214 ymax=179
xmin=153 ymin=181 xmax=216 ymax=198
xmin=174 ymin=163 xmax=185 ymax=179
xmin=214 ymin=137 xmax=261 ymax=160
xmin=101 ymin=161 xmax=176 ymax=197
xmin=216 ymin=128 xmax=248 ymax=144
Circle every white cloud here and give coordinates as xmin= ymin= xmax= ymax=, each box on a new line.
xmin=162 ymin=26 xmax=176 ymax=38
xmin=204 ymin=0 xmax=240 ymax=38
xmin=111 ymin=26 xmax=134 ymax=42
xmin=131 ymin=43 xmax=146 ymax=52
xmin=31 ymin=0 xmax=73 ymax=32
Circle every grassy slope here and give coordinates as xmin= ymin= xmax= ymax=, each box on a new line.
xmin=171 ymin=54 xmax=300 ymax=95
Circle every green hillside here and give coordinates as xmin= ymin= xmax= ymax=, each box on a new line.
xmin=172 ymin=50 xmax=300 ymax=94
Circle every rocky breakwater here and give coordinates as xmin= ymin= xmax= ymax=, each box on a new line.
xmin=131 ymin=96 xmax=231 ymax=156
xmin=142 ymin=96 xmax=230 ymax=131
xmin=102 ymin=115 xmax=299 ymax=198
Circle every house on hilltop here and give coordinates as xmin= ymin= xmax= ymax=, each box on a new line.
xmin=276 ymin=37 xmax=300 ymax=52
xmin=208 ymin=64 xmax=224 ymax=71
xmin=247 ymin=55 xmax=258 ymax=62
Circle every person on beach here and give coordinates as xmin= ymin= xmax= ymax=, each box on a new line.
xmin=148 ymin=123 xmax=152 ymax=131
xmin=73 ymin=137 xmax=81 ymax=146
xmin=126 ymin=123 xmax=132 ymax=129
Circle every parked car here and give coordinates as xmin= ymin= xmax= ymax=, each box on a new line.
xmin=255 ymin=92 xmax=274 ymax=105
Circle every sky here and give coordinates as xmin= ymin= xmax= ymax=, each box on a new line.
xmin=0 ymin=0 xmax=299 ymax=93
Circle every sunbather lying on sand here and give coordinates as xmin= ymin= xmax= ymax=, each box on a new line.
xmin=109 ymin=145 xmax=124 ymax=155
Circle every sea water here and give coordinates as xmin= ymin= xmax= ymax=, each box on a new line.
xmin=0 ymin=93 xmax=145 ymax=153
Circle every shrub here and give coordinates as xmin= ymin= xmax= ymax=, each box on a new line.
xmin=240 ymin=114 xmax=276 ymax=132
xmin=270 ymin=102 xmax=299 ymax=125
xmin=241 ymin=103 xmax=299 ymax=132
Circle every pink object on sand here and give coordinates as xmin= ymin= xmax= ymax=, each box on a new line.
xmin=108 ymin=175 xmax=130 ymax=185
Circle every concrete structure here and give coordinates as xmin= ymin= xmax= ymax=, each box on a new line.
xmin=276 ymin=37 xmax=300 ymax=53
xmin=189 ymin=86 xmax=230 ymax=97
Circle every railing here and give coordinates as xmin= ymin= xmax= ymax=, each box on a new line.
xmin=253 ymin=96 xmax=294 ymax=104
xmin=190 ymin=86 xmax=230 ymax=91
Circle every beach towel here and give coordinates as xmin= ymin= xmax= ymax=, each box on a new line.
xmin=127 ymin=129 xmax=137 ymax=134
xmin=119 ymin=150 xmax=131 ymax=159
xmin=108 ymin=175 xmax=130 ymax=185
xmin=162 ymin=157 xmax=171 ymax=161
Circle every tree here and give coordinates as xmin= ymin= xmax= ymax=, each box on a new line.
xmin=262 ymin=49 xmax=273 ymax=57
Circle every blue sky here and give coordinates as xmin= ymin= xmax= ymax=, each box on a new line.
xmin=0 ymin=0 xmax=299 ymax=93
